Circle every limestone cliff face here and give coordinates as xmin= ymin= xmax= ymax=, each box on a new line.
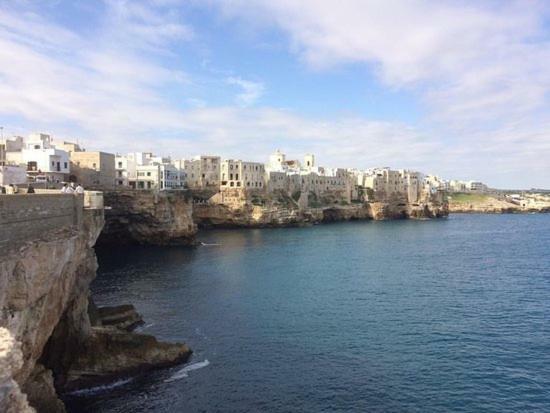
xmin=448 ymin=198 xmax=521 ymax=214
xmin=369 ymin=201 xmax=449 ymax=220
xmin=0 ymin=208 xmax=103 ymax=411
xmin=1 ymin=203 xmax=191 ymax=412
xmin=0 ymin=328 xmax=34 ymax=413
xmin=194 ymin=201 xmax=448 ymax=227
xmin=99 ymin=190 xmax=197 ymax=245
xmin=0 ymin=210 xmax=104 ymax=386
xmin=194 ymin=203 xmax=323 ymax=227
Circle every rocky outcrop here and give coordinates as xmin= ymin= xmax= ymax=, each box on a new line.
xmin=98 ymin=190 xmax=197 ymax=246
xmin=448 ymin=195 xmax=522 ymax=213
xmin=0 ymin=328 xmax=34 ymax=413
xmin=0 ymin=209 xmax=104 ymax=387
xmin=22 ymin=364 xmax=65 ymax=413
xmin=94 ymin=304 xmax=144 ymax=331
xmin=194 ymin=203 xmax=323 ymax=228
xmin=1 ymin=203 xmax=191 ymax=412
xmin=59 ymin=327 xmax=190 ymax=391
xmin=194 ymin=200 xmax=448 ymax=227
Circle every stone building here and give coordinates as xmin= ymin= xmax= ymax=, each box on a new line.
xmin=70 ymin=151 xmax=116 ymax=189
xmin=220 ymin=160 xmax=265 ymax=190
xmin=181 ymin=155 xmax=221 ymax=189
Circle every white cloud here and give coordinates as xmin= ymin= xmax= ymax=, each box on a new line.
xmin=0 ymin=1 xmax=549 ymax=188
xmin=216 ymin=1 xmax=550 ymax=123
xmin=211 ymin=0 xmax=550 ymax=187
xmin=226 ymin=76 xmax=265 ymax=106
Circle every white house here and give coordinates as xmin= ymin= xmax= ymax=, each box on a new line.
xmin=5 ymin=133 xmax=70 ymax=183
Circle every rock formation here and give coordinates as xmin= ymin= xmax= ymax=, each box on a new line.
xmin=98 ymin=190 xmax=197 ymax=245
xmin=194 ymin=198 xmax=448 ymax=228
xmin=0 ymin=201 xmax=191 ymax=412
xmin=0 ymin=328 xmax=34 ymax=413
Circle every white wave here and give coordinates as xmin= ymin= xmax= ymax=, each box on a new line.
xmin=164 ymin=359 xmax=210 ymax=382
xmin=67 ymin=378 xmax=133 ymax=396
xmin=133 ymin=322 xmax=154 ymax=333
xmin=200 ymin=242 xmax=221 ymax=246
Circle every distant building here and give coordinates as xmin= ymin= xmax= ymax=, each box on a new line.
xmin=115 ymin=155 xmax=135 ymax=187
xmin=468 ymin=181 xmax=487 ymax=192
xmin=220 ymin=160 xmax=265 ymax=189
xmin=135 ymin=163 xmax=184 ymax=190
xmin=70 ymin=151 xmax=116 ymax=189
xmin=115 ymin=152 xmax=158 ymax=188
xmin=54 ymin=140 xmax=83 ymax=153
xmin=181 ymin=155 xmax=221 ymax=189
xmin=5 ymin=133 xmax=70 ymax=183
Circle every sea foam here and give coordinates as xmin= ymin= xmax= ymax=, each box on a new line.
xmin=165 ymin=359 xmax=210 ymax=382
xmin=67 ymin=378 xmax=133 ymax=396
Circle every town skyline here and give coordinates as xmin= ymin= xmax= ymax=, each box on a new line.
xmin=1 ymin=1 xmax=549 ymax=188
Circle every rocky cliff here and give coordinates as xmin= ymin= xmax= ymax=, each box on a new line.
xmin=98 ymin=190 xmax=197 ymax=246
xmin=0 ymin=328 xmax=33 ymax=413
xmin=448 ymin=195 xmax=522 ymax=213
xmin=194 ymin=200 xmax=448 ymax=228
xmin=0 ymin=202 xmax=191 ymax=412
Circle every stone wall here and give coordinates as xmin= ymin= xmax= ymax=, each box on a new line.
xmin=0 ymin=194 xmax=83 ymax=256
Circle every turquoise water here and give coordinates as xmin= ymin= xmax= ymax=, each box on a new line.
xmin=66 ymin=214 xmax=550 ymax=412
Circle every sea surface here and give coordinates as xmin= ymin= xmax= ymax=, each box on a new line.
xmin=65 ymin=214 xmax=550 ymax=412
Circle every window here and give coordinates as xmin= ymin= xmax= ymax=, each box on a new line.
xmin=235 ymin=173 xmax=239 ymax=180
xmin=147 ymin=172 xmax=151 ymax=176
xmin=64 ymin=162 xmax=68 ymax=169
xmin=93 ymin=163 xmax=97 ymax=169
xmin=230 ymin=182 xmax=234 ymax=187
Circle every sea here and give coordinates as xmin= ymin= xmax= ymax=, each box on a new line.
xmin=64 ymin=214 xmax=550 ymax=412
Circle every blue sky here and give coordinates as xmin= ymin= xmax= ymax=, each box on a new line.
xmin=0 ymin=0 xmax=549 ymax=188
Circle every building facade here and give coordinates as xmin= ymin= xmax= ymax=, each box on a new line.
xmin=5 ymin=133 xmax=70 ymax=183
xmin=220 ymin=160 xmax=265 ymax=190
xmin=70 ymin=151 xmax=116 ymax=189
xmin=182 ymin=156 xmax=221 ymax=189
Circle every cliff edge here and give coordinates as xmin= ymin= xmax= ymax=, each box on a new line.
xmin=0 ymin=193 xmax=191 ymax=412
xmin=98 ymin=190 xmax=197 ymax=246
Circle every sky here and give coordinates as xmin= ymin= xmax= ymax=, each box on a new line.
xmin=0 ymin=0 xmax=549 ymax=189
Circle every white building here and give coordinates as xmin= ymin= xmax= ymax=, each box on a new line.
xmin=135 ymin=163 xmax=185 ymax=190
xmin=115 ymin=152 xmax=157 ymax=188
xmin=5 ymin=133 xmax=70 ymax=183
